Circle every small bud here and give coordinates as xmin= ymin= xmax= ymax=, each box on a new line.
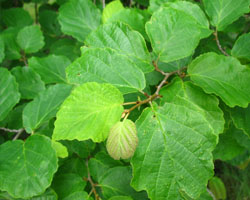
xmin=106 ymin=119 xmax=138 ymax=160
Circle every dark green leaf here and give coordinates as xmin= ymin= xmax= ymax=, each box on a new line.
xmin=29 ymin=55 xmax=71 ymax=84
xmin=0 ymin=37 xmax=4 ymax=63
xmin=0 ymin=135 xmax=58 ymax=199
xmin=231 ymin=33 xmax=250 ymax=61
xmin=58 ymin=0 xmax=101 ymax=42
xmin=0 ymin=68 xmax=20 ymax=121
xmin=11 ymin=66 xmax=45 ymax=99
xmin=23 ymin=84 xmax=72 ymax=133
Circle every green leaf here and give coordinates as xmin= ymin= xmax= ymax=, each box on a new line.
xmin=2 ymin=8 xmax=33 ymax=28
xmin=164 ymin=1 xmax=212 ymax=39
xmin=53 ymin=82 xmax=124 ymax=142
xmin=30 ymin=188 xmax=57 ymax=200
xmin=0 ymin=68 xmax=20 ymax=121
xmin=188 ymin=52 xmax=250 ymax=108
xmin=11 ymin=66 xmax=45 ymax=99
xmin=160 ymin=77 xmax=224 ymax=136
xmin=16 ymin=25 xmax=45 ymax=54
xmin=59 ymin=157 xmax=87 ymax=177
xmin=203 ymin=0 xmax=250 ymax=31
xmin=39 ymin=10 xmax=62 ymax=36
xmin=1 ymin=27 xmax=21 ymax=60
xmin=146 ymin=7 xmax=201 ymax=63
xmin=149 ymin=0 xmax=175 ymax=12
xmin=213 ymin=123 xmax=245 ymax=161
xmin=89 ymin=151 xmax=123 ymax=182
xmin=107 ymin=8 xmax=150 ymax=40
xmin=0 ymin=134 xmax=58 ymax=199
xmin=58 ymin=0 xmax=101 ymax=42
xmin=52 ymin=141 xmax=68 ymax=158
xmin=109 ymin=196 xmax=133 ymax=200
xmin=131 ymin=100 xmax=219 ymax=199
xmin=208 ymin=177 xmax=227 ymax=200
xmin=231 ymin=33 xmax=250 ymax=61
xmin=23 ymin=84 xmax=72 ymax=133
xmin=99 ymin=166 xmax=147 ymax=200
xmin=102 ymin=0 xmax=124 ymax=23
xmin=29 ymin=55 xmax=71 ymax=84
xmin=66 ymin=48 xmax=146 ymax=94
xmin=229 ymin=105 xmax=250 ymax=137
xmin=50 ymin=38 xmax=81 ymax=61
xmin=62 ymin=191 xmax=92 ymax=200
xmin=107 ymin=119 xmax=138 ymax=160
xmin=85 ymin=22 xmax=153 ymax=73
xmin=51 ymin=173 xmax=86 ymax=199
xmin=0 ymin=37 xmax=4 ymax=63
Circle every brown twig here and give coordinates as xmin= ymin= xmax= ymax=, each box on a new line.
xmin=213 ymin=30 xmax=229 ymax=56
xmin=0 ymin=127 xmax=24 ymax=140
xmin=85 ymin=159 xmax=99 ymax=200
xmin=20 ymin=50 xmax=28 ymax=66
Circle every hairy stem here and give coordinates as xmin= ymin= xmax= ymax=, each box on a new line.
xmin=214 ymin=30 xmax=229 ymax=56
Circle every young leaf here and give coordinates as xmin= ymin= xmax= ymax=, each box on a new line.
xmin=203 ymin=0 xmax=250 ymax=31
xmin=164 ymin=1 xmax=212 ymax=39
xmin=231 ymin=33 xmax=250 ymax=61
xmin=52 ymin=141 xmax=68 ymax=158
xmin=16 ymin=25 xmax=45 ymax=54
xmin=131 ymin=102 xmax=218 ymax=199
xmin=102 ymin=0 xmax=124 ymax=23
xmin=0 ymin=135 xmax=58 ymax=199
xmin=188 ymin=52 xmax=250 ymax=108
xmin=11 ymin=66 xmax=45 ymax=99
xmin=85 ymin=22 xmax=153 ymax=73
xmin=229 ymin=105 xmax=250 ymax=137
xmin=2 ymin=8 xmax=33 ymax=28
xmin=29 ymin=55 xmax=71 ymax=84
xmin=66 ymin=48 xmax=146 ymax=94
xmin=53 ymin=82 xmax=124 ymax=142
xmin=107 ymin=119 xmax=138 ymax=160
xmin=58 ymin=0 xmax=101 ymax=42
xmin=23 ymin=84 xmax=72 ymax=133
xmin=0 ymin=37 xmax=4 ymax=63
xmin=146 ymin=7 xmax=201 ymax=63
xmin=0 ymin=68 xmax=20 ymax=121
xmin=208 ymin=177 xmax=227 ymax=200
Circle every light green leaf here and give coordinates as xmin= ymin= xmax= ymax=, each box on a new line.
xmin=52 ymin=141 xmax=68 ymax=158
xmin=0 ymin=37 xmax=4 ymax=63
xmin=11 ymin=66 xmax=45 ymax=99
xmin=52 ymin=173 xmax=86 ymax=199
xmin=203 ymin=0 xmax=250 ymax=31
xmin=53 ymin=82 xmax=124 ymax=142
xmin=0 ymin=68 xmax=20 ymax=121
xmin=85 ymin=22 xmax=153 ymax=73
xmin=160 ymin=77 xmax=224 ymax=136
xmin=107 ymin=8 xmax=150 ymax=40
xmin=231 ymin=33 xmax=250 ymax=61
xmin=2 ymin=8 xmax=33 ymax=28
xmin=229 ymin=105 xmax=250 ymax=137
xmin=58 ymin=0 xmax=101 ymax=42
xmin=29 ymin=55 xmax=71 ymax=84
xmin=131 ymin=99 xmax=219 ymax=199
xmin=17 ymin=25 xmax=45 ymax=54
xmin=188 ymin=52 xmax=250 ymax=108
xmin=0 ymin=134 xmax=58 ymax=199
xmin=23 ymin=84 xmax=72 ymax=133
xmin=102 ymin=0 xmax=124 ymax=23
xmin=164 ymin=1 xmax=212 ymax=39
xmin=63 ymin=191 xmax=92 ymax=200
xmin=149 ymin=0 xmax=175 ymax=12
xmin=146 ymin=7 xmax=200 ymax=63
xmin=66 ymin=48 xmax=146 ymax=94
xmin=99 ymin=166 xmax=147 ymax=200
xmin=1 ymin=27 xmax=21 ymax=60
xmin=213 ymin=123 xmax=244 ymax=161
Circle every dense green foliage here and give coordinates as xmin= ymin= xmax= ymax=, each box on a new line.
xmin=0 ymin=0 xmax=250 ymax=199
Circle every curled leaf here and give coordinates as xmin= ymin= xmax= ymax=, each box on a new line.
xmin=107 ymin=119 xmax=138 ymax=160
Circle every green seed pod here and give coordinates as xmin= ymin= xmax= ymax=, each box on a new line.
xmin=106 ymin=119 xmax=138 ymax=160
